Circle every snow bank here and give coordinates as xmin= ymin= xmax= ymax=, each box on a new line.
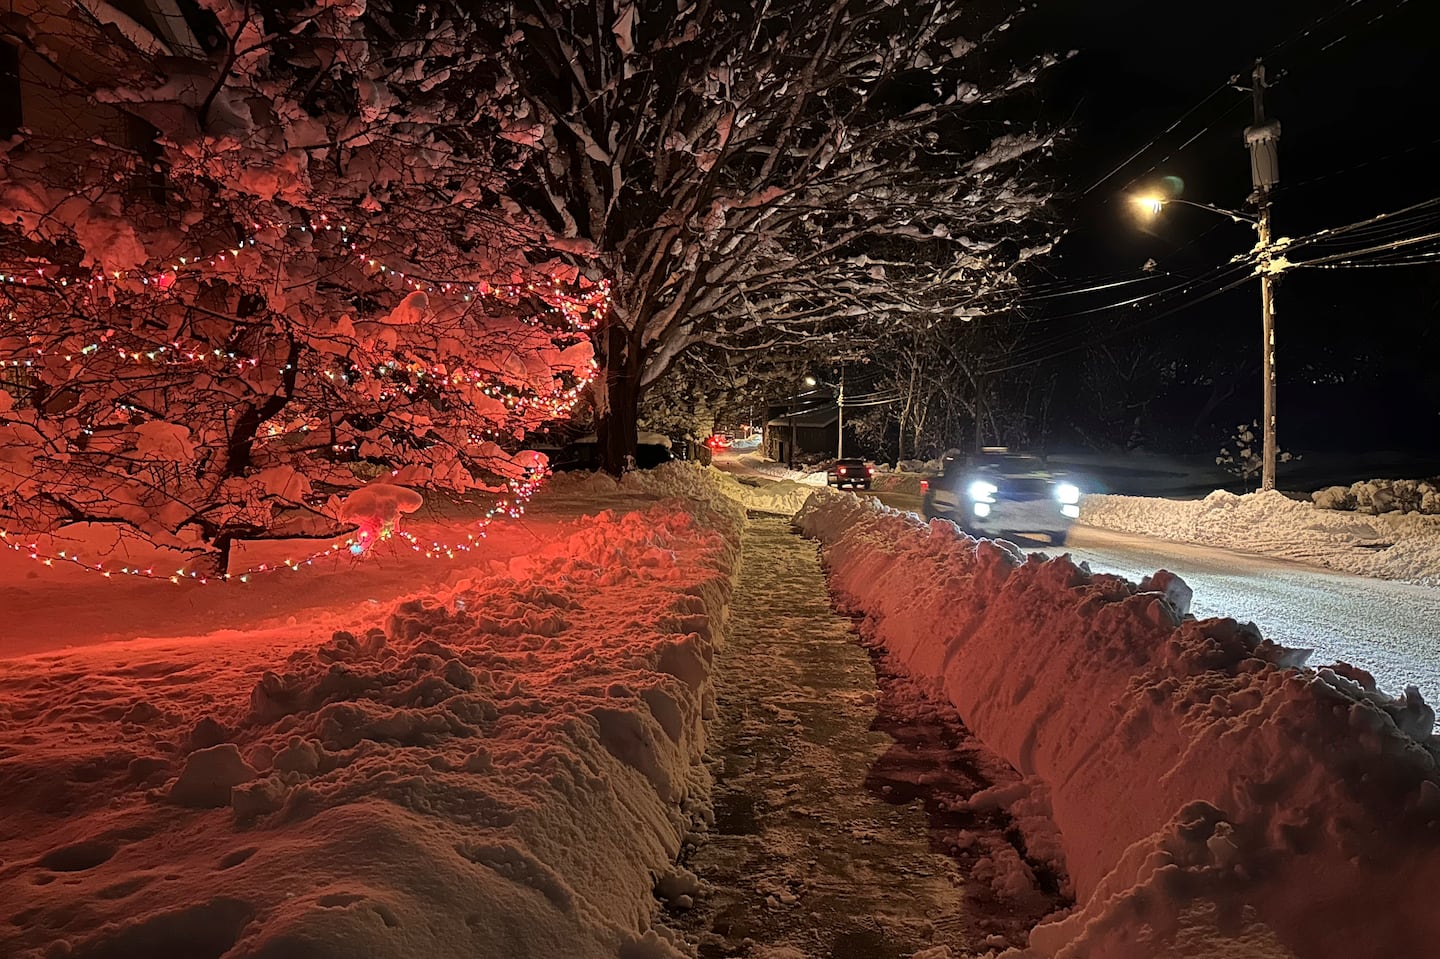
xmin=713 ymin=452 xmax=828 ymax=487
xmin=0 ymin=470 xmax=743 ymax=959
xmin=1082 ymin=488 xmax=1440 ymax=586
xmin=1313 ymin=477 xmax=1440 ymax=515
xmin=796 ymin=491 xmax=1440 ymax=958
xmin=701 ymin=468 xmax=814 ymax=516
xmin=541 ymin=462 xmax=814 ymax=517
xmin=870 ymin=472 xmax=926 ymax=496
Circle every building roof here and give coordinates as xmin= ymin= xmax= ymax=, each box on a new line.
xmin=766 ymin=407 xmax=839 ymax=428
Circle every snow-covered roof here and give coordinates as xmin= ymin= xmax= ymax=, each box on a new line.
xmin=765 ymin=409 xmax=839 ymax=428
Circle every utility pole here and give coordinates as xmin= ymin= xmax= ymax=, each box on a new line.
xmin=1246 ymin=61 xmax=1281 ymax=491
xmin=974 ymin=372 xmax=987 ymax=453
xmin=836 ymin=366 xmax=845 ymax=459
xmin=787 ymin=401 xmax=796 ymax=469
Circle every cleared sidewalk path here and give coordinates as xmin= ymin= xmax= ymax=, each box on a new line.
xmin=677 ymin=516 xmax=1066 ymax=958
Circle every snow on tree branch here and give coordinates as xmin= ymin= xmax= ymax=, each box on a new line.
xmin=456 ymin=0 xmax=1065 ymax=471
xmin=0 ymin=1 xmax=600 ymax=573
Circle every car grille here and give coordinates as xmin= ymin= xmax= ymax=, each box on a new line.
xmin=998 ymin=478 xmax=1053 ymax=501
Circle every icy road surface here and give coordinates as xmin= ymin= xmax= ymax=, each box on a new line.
xmin=1062 ymin=525 xmax=1440 ymax=700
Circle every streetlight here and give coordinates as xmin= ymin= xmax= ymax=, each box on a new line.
xmin=1128 ymin=62 xmax=1282 ymax=491
xmin=1131 ymin=194 xmax=1256 ymax=226
xmin=1133 ymin=188 xmax=1280 ymax=490
xmin=801 ymin=371 xmax=846 ymax=458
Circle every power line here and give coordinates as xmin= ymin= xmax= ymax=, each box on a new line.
xmin=1018 ymin=258 xmax=1256 ymax=326
xmin=1081 ymin=82 xmax=1233 ymax=198
xmin=1307 ymin=252 xmax=1440 ymax=269
xmin=1279 ymin=194 xmax=1440 ymax=252
xmin=1263 ymin=0 xmax=1370 ymax=59
xmin=995 ymin=192 xmax=1440 ymax=373
xmin=1308 ymin=0 xmax=1413 ymax=57
xmin=983 ymin=270 xmax=1260 ymax=375
xmin=1290 ymin=229 xmax=1440 ymax=269
xmin=1078 ymin=0 xmax=1360 ymax=203
xmin=1110 ymin=98 xmax=1253 ymax=200
xmin=1019 ymin=272 xmax=1177 ymax=301
xmin=1085 ymin=0 xmax=1419 ymax=209
xmin=988 ymin=260 xmax=1259 ymax=371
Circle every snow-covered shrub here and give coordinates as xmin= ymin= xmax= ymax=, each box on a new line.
xmin=1312 ymin=485 xmax=1355 ymax=511
xmin=1312 ymin=478 xmax=1440 ymax=515
xmin=1215 ymin=421 xmax=1295 ymax=487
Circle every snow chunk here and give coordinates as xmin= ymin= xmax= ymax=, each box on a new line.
xmin=169 ymin=744 xmax=256 ymax=808
xmin=133 ymin=422 xmax=195 ymax=462
xmin=380 ymin=290 xmax=430 ymax=325
xmin=340 ymin=483 xmax=423 ymax=530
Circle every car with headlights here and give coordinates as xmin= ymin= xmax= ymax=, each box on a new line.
xmin=826 ymin=457 xmax=874 ymax=489
xmin=920 ymin=449 xmax=1080 ymax=545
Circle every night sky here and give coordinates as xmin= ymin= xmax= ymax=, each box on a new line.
xmin=1009 ymin=0 xmax=1440 ymax=454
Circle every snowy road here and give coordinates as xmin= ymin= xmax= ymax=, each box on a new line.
xmin=705 ymin=458 xmax=1440 ymax=702
xmin=1063 ymin=525 xmax=1440 ymax=700
xmin=857 ymin=485 xmax=1440 ymax=699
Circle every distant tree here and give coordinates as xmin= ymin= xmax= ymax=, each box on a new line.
xmin=824 ymin=312 xmax=1033 ymax=463
xmin=474 ymin=0 xmax=1063 ymax=473
xmin=638 ymin=346 xmax=819 ymax=445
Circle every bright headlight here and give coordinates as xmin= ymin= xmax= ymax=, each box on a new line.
xmin=1055 ymin=483 xmax=1081 ymax=505
xmin=968 ymin=480 xmax=998 ymax=501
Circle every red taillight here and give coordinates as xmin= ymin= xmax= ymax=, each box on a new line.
xmin=920 ymin=480 xmax=929 ymax=493
xmin=838 ymin=467 xmax=847 ymax=474
xmin=866 ymin=467 xmax=874 ymax=475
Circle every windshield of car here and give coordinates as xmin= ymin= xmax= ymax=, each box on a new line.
xmin=975 ymin=455 xmax=1046 ymax=474
xmin=834 ymin=458 xmax=867 ymax=467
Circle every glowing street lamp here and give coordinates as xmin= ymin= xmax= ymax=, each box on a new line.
xmin=1130 ymin=181 xmax=1278 ymax=491
xmin=1133 ymin=194 xmax=1167 ymax=217
xmin=797 ymin=372 xmax=844 ymax=458
xmin=1131 ymin=193 xmax=1255 ymax=224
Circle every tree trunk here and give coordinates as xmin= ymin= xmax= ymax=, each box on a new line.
xmin=595 ymin=323 xmax=640 ymax=476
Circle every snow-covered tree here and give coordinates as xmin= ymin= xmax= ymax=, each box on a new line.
xmin=1216 ymin=421 xmax=1295 ymax=490
xmin=472 ymin=0 xmax=1064 ymax=473
xmin=0 ymin=2 xmax=598 ymax=573
xmin=637 ymin=347 xmax=817 ymax=445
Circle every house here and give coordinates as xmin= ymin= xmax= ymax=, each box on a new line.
xmin=764 ymin=406 xmax=839 ymax=466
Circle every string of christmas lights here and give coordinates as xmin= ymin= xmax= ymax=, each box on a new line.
xmin=1 ymin=211 xmax=608 ymax=590
xmin=0 ymin=470 xmax=553 ymax=586
xmin=4 ymin=338 xmax=596 ymax=389
xmin=0 ymin=209 xmax=611 ymax=332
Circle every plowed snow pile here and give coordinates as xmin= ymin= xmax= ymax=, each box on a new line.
xmin=1081 ymin=488 xmax=1440 ymax=586
xmin=797 ymin=492 xmax=1440 ymax=959
xmin=0 ymin=465 xmax=742 ymax=959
